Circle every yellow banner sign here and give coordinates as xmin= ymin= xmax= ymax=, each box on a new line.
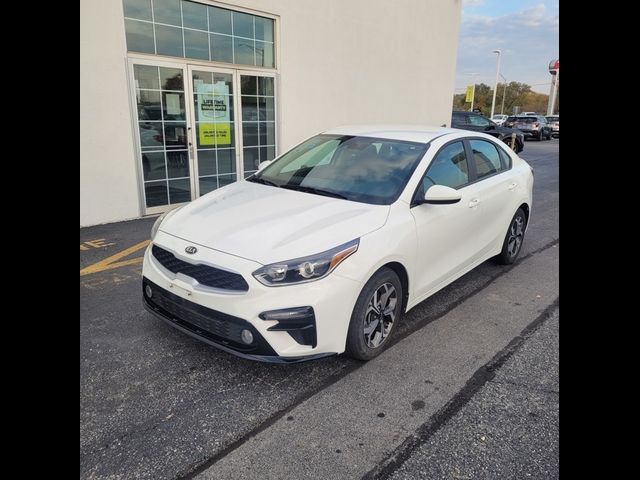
xmin=199 ymin=123 xmax=231 ymax=146
xmin=465 ymin=85 xmax=474 ymax=103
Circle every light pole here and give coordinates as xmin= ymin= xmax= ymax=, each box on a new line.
xmin=499 ymin=74 xmax=507 ymax=114
xmin=490 ymin=49 xmax=501 ymax=119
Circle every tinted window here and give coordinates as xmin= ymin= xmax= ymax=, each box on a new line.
xmin=254 ymin=135 xmax=427 ymax=205
xmin=421 ymin=141 xmax=469 ymax=192
xmin=451 ymin=113 xmax=468 ymax=126
xmin=468 ymin=115 xmax=490 ymax=126
xmin=469 ymin=139 xmax=503 ymax=179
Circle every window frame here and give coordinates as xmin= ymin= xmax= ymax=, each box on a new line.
xmin=410 ymin=136 xmax=514 ymax=207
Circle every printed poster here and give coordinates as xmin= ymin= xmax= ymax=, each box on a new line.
xmin=197 ymin=82 xmax=231 ymax=146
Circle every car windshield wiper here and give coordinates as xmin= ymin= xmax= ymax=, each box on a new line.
xmin=280 ymin=184 xmax=348 ymax=200
xmin=246 ymin=176 xmax=280 ymax=187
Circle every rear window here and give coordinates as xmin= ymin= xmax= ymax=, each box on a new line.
xmin=513 ymin=117 xmax=538 ymax=123
xmin=546 ymin=116 xmax=559 ymax=121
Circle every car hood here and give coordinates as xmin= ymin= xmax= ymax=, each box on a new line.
xmin=160 ymin=181 xmax=390 ymax=264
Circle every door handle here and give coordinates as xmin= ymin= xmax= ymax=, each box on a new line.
xmin=468 ymin=198 xmax=480 ymax=208
xmin=508 ymin=182 xmax=518 ymax=190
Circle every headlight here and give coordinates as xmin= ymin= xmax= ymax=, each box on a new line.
xmin=150 ymin=212 xmax=168 ymax=240
xmin=252 ymin=238 xmax=359 ymax=286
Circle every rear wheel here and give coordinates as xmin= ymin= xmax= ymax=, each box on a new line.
xmin=537 ymin=130 xmax=544 ymax=141
xmin=494 ymin=208 xmax=527 ymax=265
xmin=345 ymin=268 xmax=403 ymax=361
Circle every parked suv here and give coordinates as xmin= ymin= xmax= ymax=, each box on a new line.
xmin=451 ymin=111 xmax=524 ymax=153
xmin=545 ymin=115 xmax=559 ymax=138
xmin=504 ymin=115 xmax=552 ymax=141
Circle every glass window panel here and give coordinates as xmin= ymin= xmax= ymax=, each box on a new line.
xmin=254 ymin=17 xmax=273 ymax=42
xmin=125 ymin=19 xmax=155 ymax=53
xmin=255 ymin=41 xmax=274 ymax=68
xmin=258 ymin=76 xmax=274 ymax=96
xmin=155 ymin=24 xmax=184 ymax=57
xmin=168 ymin=178 xmax=191 ymax=203
xmin=244 ymin=171 xmax=255 ymax=178
xmin=124 ymin=0 xmax=152 ymax=21
xmin=137 ymin=90 xmax=162 ymax=120
xmin=259 ymin=122 xmax=276 ymax=146
xmin=218 ymin=174 xmax=236 ymax=187
xmin=213 ymin=73 xmax=234 ymax=94
xmin=199 ymin=176 xmax=218 ymax=195
xmin=422 ymin=142 xmax=469 ymax=190
xmin=209 ymin=33 xmax=233 ymax=63
xmin=197 ymin=150 xmax=217 ymax=176
xmin=234 ymin=37 xmax=255 ymax=65
xmin=152 ymin=0 xmax=181 ymax=26
xmin=184 ymin=29 xmax=209 ymax=60
xmin=145 ymin=180 xmax=168 ymax=207
xmin=139 ymin=122 xmax=164 ymax=149
xmin=181 ymin=0 xmax=207 ymax=30
xmin=240 ymin=76 xmax=257 ymax=96
xmin=244 ymin=147 xmax=260 ymax=172
xmin=160 ymin=67 xmax=184 ymax=90
xmin=217 ymin=149 xmax=236 ymax=173
xmin=469 ymin=140 xmax=502 ymax=179
xmin=164 ymin=122 xmax=187 ymax=149
xmin=258 ymin=97 xmax=274 ymax=121
xmin=233 ymin=11 xmax=254 ymax=38
xmin=192 ymin=70 xmax=213 ymax=88
xmin=141 ymin=151 xmax=166 ymax=181
xmin=134 ymin=65 xmax=159 ymax=90
xmin=208 ymin=6 xmax=232 ymax=34
xmin=243 ymin=123 xmax=259 ymax=146
xmin=266 ymin=145 xmax=276 ymax=159
xmin=166 ymin=150 xmax=190 ymax=178
xmin=242 ymin=96 xmax=258 ymax=121
xmin=161 ymin=92 xmax=185 ymax=120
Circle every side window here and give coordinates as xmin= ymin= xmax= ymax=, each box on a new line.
xmin=421 ymin=141 xmax=469 ymax=192
xmin=468 ymin=115 xmax=490 ymax=127
xmin=469 ymin=139 xmax=503 ymax=179
xmin=496 ymin=145 xmax=512 ymax=170
xmin=451 ymin=113 xmax=467 ymax=126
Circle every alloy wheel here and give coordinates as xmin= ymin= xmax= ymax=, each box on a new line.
xmin=507 ymin=215 xmax=525 ymax=257
xmin=363 ymin=282 xmax=397 ymax=348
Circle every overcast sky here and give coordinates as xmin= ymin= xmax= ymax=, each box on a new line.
xmin=455 ymin=0 xmax=559 ymax=94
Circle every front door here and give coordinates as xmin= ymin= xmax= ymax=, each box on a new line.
xmin=129 ymin=59 xmax=277 ymax=214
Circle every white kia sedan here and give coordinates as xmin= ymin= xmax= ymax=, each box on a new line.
xmin=142 ymin=126 xmax=533 ymax=363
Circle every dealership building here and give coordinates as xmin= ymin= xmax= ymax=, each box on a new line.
xmin=80 ymin=0 xmax=461 ymax=226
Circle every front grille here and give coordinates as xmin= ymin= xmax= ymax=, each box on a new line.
xmin=152 ymin=244 xmax=249 ymax=292
xmin=143 ymin=278 xmax=276 ymax=355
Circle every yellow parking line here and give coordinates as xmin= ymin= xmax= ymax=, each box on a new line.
xmin=80 ymin=240 xmax=150 ymax=276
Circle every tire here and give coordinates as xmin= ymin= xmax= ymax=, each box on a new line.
xmin=494 ymin=208 xmax=527 ymax=265
xmin=345 ymin=267 xmax=403 ymax=361
xmin=537 ymin=130 xmax=544 ymax=141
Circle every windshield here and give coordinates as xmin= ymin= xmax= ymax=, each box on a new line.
xmin=546 ymin=116 xmax=559 ymax=122
xmin=248 ymin=135 xmax=428 ymax=205
xmin=512 ymin=117 xmax=538 ymax=123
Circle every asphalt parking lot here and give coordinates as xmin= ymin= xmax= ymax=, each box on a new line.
xmin=80 ymin=139 xmax=559 ymax=480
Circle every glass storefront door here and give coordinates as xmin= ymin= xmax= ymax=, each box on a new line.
xmin=129 ymin=58 xmax=277 ymax=214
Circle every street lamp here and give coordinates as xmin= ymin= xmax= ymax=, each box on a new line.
xmin=490 ymin=49 xmax=501 ymax=119
xmin=499 ymin=74 xmax=507 ymax=115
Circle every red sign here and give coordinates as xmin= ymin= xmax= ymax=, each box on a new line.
xmin=549 ymin=59 xmax=559 ymax=74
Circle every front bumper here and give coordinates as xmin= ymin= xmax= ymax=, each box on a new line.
xmin=142 ymin=232 xmax=364 ymax=362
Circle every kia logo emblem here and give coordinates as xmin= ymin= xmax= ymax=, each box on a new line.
xmin=185 ymin=246 xmax=198 ymax=254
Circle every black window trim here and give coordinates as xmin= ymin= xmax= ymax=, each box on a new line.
xmin=410 ymin=136 xmax=513 ymax=207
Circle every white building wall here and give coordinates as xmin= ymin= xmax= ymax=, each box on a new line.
xmin=80 ymin=0 xmax=462 ymax=226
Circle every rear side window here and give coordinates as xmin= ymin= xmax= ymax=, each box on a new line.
xmin=468 ymin=115 xmax=490 ymax=127
xmin=451 ymin=113 xmax=468 ymax=126
xmin=469 ymin=139 xmax=503 ymax=179
xmin=421 ymin=141 xmax=469 ymax=192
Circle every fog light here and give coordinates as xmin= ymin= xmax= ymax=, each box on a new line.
xmin=145 ymin=285 xmax=153 ymax=298
xmin=241 ymin=329 xmax=254 ymax=344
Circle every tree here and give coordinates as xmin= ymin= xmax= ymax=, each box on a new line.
xmin=453 ymin=81 xmax=551 ymax=116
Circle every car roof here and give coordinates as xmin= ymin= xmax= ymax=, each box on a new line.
xmin=322 ymin=125 xmax=461 ymax=144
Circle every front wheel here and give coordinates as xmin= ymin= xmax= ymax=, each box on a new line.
xmin=494 ymin=208 xmax=527 ymax=265
xmin=345 ymin=268 xmax=403 ymax=361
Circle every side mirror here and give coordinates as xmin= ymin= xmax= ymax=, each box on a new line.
xmin=257 ymin=160 xmax=273 ymax=171
xmin=423 ymin=185 xmax=462 ymax=205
